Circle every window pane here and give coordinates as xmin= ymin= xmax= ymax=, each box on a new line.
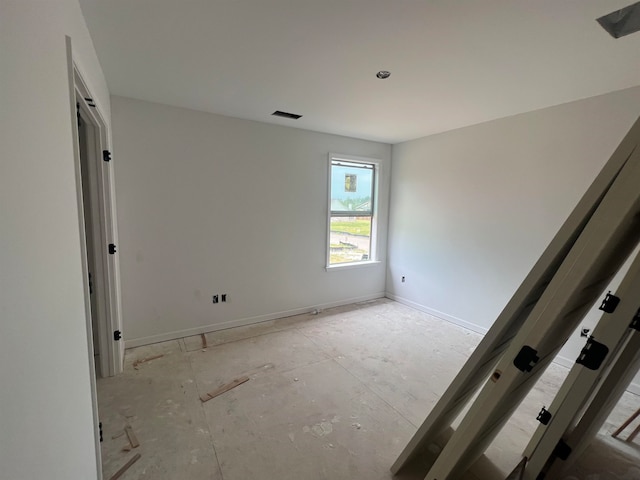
xmin=331 ymin=163 xmax=373 ymax=214
xmin=329 ymin=216 xmax=372 ymax=264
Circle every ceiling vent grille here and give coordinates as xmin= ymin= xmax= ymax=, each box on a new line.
xmin=597 ymin=1 xmax=640 ymax=38
xmin=272 ymin=110 xmax=302 ymax=120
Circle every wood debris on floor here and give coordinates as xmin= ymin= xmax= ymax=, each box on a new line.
xmin=124 ymin=425 xmax=140 ymax=448
xmin=200 ymin=376 xmax=249 ymax=403
xmin=612 ymin=406 xmax=640 ymax=442
xmin=108 ymin=453 xmax=141 ymax=480
xmin=97 ymin=300 xmax=640 ymax=480
xmin=133 ymin=354 xmax=164 ymax=369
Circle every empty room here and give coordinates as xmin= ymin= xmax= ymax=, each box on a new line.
xmin=5 ymin=1 xmax=640 ymax=479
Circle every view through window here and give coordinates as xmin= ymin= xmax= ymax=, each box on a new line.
xmin=329 ymin=157 xmax=375 ymax=265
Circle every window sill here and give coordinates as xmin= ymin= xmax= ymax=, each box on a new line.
xmin=325 ymin=260 xmax=381 ymax=272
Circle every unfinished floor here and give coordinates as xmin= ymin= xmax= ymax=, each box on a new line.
xmin=98 ymin=299 xmax=640 ymax=480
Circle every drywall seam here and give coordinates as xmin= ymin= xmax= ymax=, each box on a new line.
xmin=125 ymin=292 xmax=385 ymax=348
xmin=386 ymin=292 xmax=640 ymax=396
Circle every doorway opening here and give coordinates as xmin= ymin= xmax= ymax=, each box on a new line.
xmin=72 ymin=68 xmax=124 ymax=379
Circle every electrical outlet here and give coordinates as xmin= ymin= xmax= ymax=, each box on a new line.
xmin=221 ymin=294 xmax=227 ymax=302
xmin=212 ymin=295 xmax=219 ymax=304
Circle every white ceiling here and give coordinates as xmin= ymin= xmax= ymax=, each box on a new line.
xmin=80 ymin=0 xmax=640 ymax=144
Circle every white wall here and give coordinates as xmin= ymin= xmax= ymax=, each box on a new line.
xmin=111 ymin=96 xmax=391 ymax=345
xmin=0 ymin=1 xmax=110 ymax=479
xmin=387 ymin=86 xmax=640 ymax=387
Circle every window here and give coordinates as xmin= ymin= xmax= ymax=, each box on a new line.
xmin=328 ymin=155 xmax=377 ymax=266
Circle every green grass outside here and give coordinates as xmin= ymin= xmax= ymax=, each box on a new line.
xmin=330 ymin=252 xmax=366 ymax=264
xmin=330 ymin=219 xmax=371 ymax=236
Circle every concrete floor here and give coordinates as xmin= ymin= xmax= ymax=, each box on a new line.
xmin=97 ymin=299 xmax=640 ymax=480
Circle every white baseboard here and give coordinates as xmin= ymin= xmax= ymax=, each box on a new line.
xmin=125 ymin=292 xmax=386 ymax=349
xmin=386 ymin=293 xmax=489 ymax=336
xmin=386 ymin=292 xmax=640 ymax=397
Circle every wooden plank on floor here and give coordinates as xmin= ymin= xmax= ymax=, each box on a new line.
xmin=200 ymin=376 xmax=249 ymax=403
xmin=108 ymin=453 xmax=141 ymax=480
xmin=133 ymin=354 xmax=164 ymax=369
xmin=124 ymin=425 xmax=139 ymax=448
xmin=612 ymin=407 xmax=640 ymax=438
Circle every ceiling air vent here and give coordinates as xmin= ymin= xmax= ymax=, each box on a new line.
xmin=272 ymin=110 xmax=302 ymax=120
xmin=597 ymin=1 xmax=640 ymax=38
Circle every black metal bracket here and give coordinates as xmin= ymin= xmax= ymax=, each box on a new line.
xmin=599 ymin=291 xmax=620 ymax=313
xmin=84 ymin=97 xmax=96 ymax=108
xmin=576 ymin=337 xmax=609 ymax=370
xmin=553 ymin=439 xmax=572 ymax=460
xmin=630 ymin=308 xmax=640 ymax=331
xmin=537 ymin=406 xmax=552 ymax=425
xmin=113 ymin=330 xmax=122 ymax=341
xmin=103 ymin=150 xmax=111 ymax=162
xmin=514 ymin=346 xmax=539 ymax=372
xmin=108 ymin=243 xmax=117 ymax=255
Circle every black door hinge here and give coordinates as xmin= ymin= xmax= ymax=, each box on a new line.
xmin=553 ymin=439 xmax=572 ymax=460
xmin=113 ymin=330 xmax=122 ymax=341
xmin=537 ymin=406 xmax=552 ymax=425
xmin=99 ymin=421 xmax=103 ymax=442
xmin=630 ymin=308 xmax=640 ymax=331
xmin=514 ymin=345 xmax=539 ymax=372
xmin=599 ymin=291 xmax=620 ymax=313
xmin=576 ymin=337 xmax=609 ymax=370
xmin=103 ymin=150 xmax=111 ymax=162
xmin=88 ymin=272 xmax=93 ymax=295
xmin=108 ymin=243 xmax=117 ymax=254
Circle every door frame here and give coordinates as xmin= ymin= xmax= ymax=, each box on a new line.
xmin=66 ymin=38 xmax=124 ymax=380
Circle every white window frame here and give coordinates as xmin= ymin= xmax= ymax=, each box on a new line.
xmin=326 ymin=153 xmax=380 ymax=269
